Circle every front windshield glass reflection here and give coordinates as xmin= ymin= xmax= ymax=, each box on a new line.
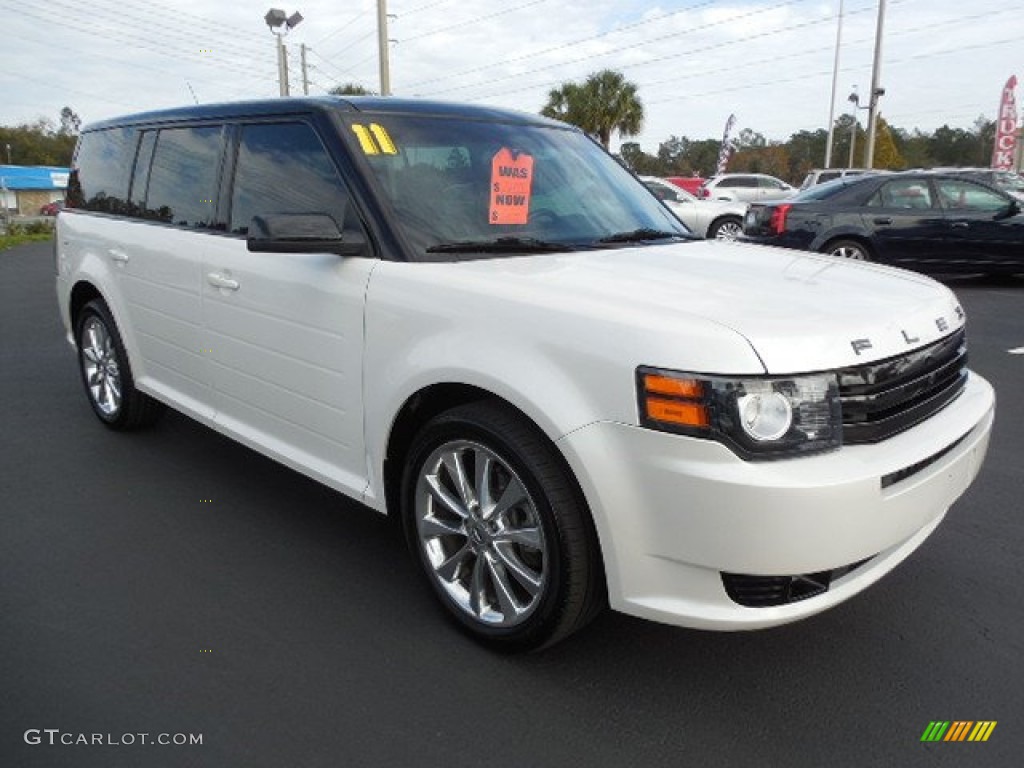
xmin=342 ymin=114 xmax=689 ymax=259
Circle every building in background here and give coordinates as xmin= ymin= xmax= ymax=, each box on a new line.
xmin=0 ymin=165 xmax=69 ymax=214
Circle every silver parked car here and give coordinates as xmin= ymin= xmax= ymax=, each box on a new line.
xmin=641 ymin=176 xmax=747 ymax=240
xmin=697 ymin=173 xmax=795 ymax=203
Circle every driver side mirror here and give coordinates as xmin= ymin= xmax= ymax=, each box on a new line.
xmin=247 ymin=213 xmax=368 ymax=257
xmin=995 ymin=200 xmax=1021 ymax=220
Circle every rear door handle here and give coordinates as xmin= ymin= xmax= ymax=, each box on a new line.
xmin=872 ymin=217 xmax=892 ymax=225
xmin=206 ymin=272 xmax=240 ymax=291
xmin=949 ymin=221 xmax=969 ymax=229
xmin=109 ymin=248 xmax=129 ymax=264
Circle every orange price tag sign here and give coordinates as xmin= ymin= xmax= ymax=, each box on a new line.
xmin=489 ymin=148 xmax=534 ymax=225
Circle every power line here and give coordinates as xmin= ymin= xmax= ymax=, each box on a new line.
xmin=1 ymin=1 xmax=277 ymax=83
xmin=401 ymin=0 xmax=719 ymax=91
xmin=399 ymin=0 xmax=548 ymax=44
xmin=415 ymin=0 xmax=809 ymax=98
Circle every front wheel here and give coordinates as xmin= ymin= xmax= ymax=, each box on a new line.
xmin=402 ymin=401 xmax=604 ymax=651
xmin=75 ymin=299 xmax=165 ymax=430
xmin=709 ymin=216 xmax=743 ymax=241
xmin=825 ymin=239 xmax=871 ymax=261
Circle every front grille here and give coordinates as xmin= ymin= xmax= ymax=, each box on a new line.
xmin=723 ymin=558 xmax=872 ymax=608
xmin=839 ymin=329 xmax=968 ymax=445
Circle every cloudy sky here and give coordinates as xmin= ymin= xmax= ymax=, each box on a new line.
xmin=2 ymin=0 xmax=1021 ymax=154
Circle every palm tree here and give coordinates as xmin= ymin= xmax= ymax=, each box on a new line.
xmin=541 ymin=70 xmax=644 ymax=150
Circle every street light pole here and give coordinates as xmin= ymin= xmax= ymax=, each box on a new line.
xmin=265 ymin=8 xmax=303 ymax=97
xmin=847 ymin=90 xmax=870 ymax=168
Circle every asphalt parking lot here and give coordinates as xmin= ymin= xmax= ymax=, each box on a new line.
xmin=2 ymin=240 xmax=1022 ymax=767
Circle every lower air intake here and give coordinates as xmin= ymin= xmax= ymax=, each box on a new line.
xmin=722 ymin=557 xmax=872 ymax=607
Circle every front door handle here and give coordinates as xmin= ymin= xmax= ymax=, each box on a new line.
xmin=206 ymin=272 xmax=240 ymax=291
xmin=872 ymin=217 xmax=892 ymax=225
xmin=949 ymin=221 xmax=969 ymax=229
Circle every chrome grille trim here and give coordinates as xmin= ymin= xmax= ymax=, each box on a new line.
xmin=839 ymin=330 xmax=967 ymax=445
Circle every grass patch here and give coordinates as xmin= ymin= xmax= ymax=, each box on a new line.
xmin=1 ymin=219 xmax=55 ymax=250
xmin=1 ymin=231 xmax=55 ymax=250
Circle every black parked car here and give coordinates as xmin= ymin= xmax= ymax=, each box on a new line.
xmin=742 ymin=173 xmax=1024 ymax=273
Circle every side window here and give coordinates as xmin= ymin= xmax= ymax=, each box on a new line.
xmin=67 ymin=127 xmax=135 ymax=213
xmin=646 ymin=182 xmax=678 ymax=202
xmin=935 ymin=179 xmax=1009 ymax=213
xmin=230 ymin=122 xmax=350 ymax=235
xmin=145 ymin=126 xmax=223 ymax=228
xmin=818 ymin=172 xmax=840 ymax=184
xmin=868 ymin=180 xmax=934 ymax=209
xmin=759 ymin=177 xmax=786 ymax=189
xmin=718 ymin=177 xmax=741 ymax=188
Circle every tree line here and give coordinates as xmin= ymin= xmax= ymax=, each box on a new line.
xmin=542 ymin=70 xmax=997 ymax=185
xmin=2 ymin=81 xmax=999 ymax=185
xmin=1 ymin=107 xmax=81 ymax=166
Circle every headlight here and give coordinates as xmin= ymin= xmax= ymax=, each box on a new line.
xmin=637 ymin=367 xmax=842 ymax=460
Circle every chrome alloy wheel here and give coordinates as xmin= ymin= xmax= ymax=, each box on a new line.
xmin=713 ymin=220 xmax=743 ymax=240
xmin=80 ymin=316 xmax=122 ymax=416
xmin=415 ymin=440 xmax=548 ymax=628
xmin=831 ymin=243 xmax=868 ymax=260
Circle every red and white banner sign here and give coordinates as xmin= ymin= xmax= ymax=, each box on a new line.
xmin=715 ymin=114 xmax=737 ymax=175
xmin=991 ymin=75 xmax=1019 ymax=170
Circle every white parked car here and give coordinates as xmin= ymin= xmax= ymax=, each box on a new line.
xmin=56 ymin=97 xmax=994 ymax=651
xmin=640 ymin=176 xmax=747 ymax=240
xmin=698 ymin=172 xmax=796 ymax=202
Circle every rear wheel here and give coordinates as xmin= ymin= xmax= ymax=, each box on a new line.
xmin=75 ymin=299 xmax=165 ymax=430
xmin=825 ymin=239 xmax=871 ymax=261
xmin=402 ymin=401 xmax=604 ymax=651
xmin=709 ymin=216 xmax=743 ymax=241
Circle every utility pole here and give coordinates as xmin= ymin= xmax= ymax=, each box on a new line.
xmin=824 ymin=0 xmax=845 ymax=168
xmin=377 ymin=0 xmax=391 ymax=96
xmin=865 ymin=0 xmax=887 ymax=168
xmin=300 ymin=43 xmax=309 ymax=96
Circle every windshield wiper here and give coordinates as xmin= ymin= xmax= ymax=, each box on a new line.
xmin=426 ymin=237 xmax=577 ymax=254
xmin=596 ymin=228 xmax=689 ymax=244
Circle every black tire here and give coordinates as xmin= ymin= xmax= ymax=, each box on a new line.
xmin=708 ymin=216 xmax=743 ymax=241
xmin=75 ymin=299 xmax=165 ymax=430
xmin=401 ymin=401 xmax=604 ymax=651
xmin=824 ymin=239 xmax=872 ymax=261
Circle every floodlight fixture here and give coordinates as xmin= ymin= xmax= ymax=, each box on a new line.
xmin=265 ymin=8 xmax=287 ymax=29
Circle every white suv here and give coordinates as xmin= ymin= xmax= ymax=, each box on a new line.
xmin=698 ymin=173 xmax=795 ymax=202
xmin=56 ymin=97 xmax=994 ymax=651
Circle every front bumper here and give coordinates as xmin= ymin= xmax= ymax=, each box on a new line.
xmin=556 ymin=371 xmax=994 ymax=630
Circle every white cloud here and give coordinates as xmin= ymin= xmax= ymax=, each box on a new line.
xmin=1 ymin=0 xmax=1020 ymax=155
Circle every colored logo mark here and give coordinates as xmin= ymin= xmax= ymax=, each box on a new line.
xmin=921 ymin=721 xmax=997 ymax=742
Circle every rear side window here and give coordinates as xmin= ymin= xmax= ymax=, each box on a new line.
xmin=145 ymin=126 xmax=223 ymax=228
xmin=229 ymin=122 xmax=350 ymax=235
xmin=868 ymin=180 xmax=934 ymax=209
xmin=67 ymin=127 xmax=135 ymax=213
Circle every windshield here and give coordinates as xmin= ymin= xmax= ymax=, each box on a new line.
xmin=341 ymin=113 xmax=689 ymax=259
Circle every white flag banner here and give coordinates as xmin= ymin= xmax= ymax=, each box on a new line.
xmin=715 ymin=114 xmax=737 ymax=176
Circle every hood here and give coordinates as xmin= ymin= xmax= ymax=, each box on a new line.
xmin=443 ymin=240 xmax=965 ymax=373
